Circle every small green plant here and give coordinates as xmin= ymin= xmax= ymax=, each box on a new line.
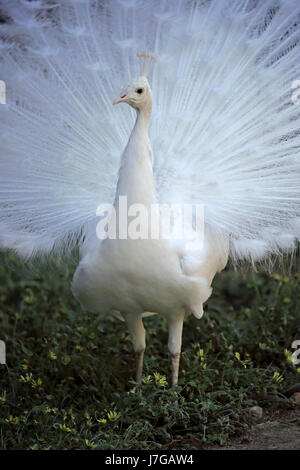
xmin=0 ymin=252 xmax=299 ymax=449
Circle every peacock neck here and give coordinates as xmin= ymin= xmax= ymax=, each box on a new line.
xmin=114 ymin=105 xmax=156 ymax=212
xmin=133 ymin=103 xmax=152 ymax=134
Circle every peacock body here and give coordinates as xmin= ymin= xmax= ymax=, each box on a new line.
xmin=0 ymin=0 xmax=300 ymax=383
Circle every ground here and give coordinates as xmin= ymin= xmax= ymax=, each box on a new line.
xmin=160 ymin=397 xmax=300 ymax=450
xmin=209 ymin=408 xmax=300 ymax=450
xmin=0 ymin=250 xmax=300 ymax=450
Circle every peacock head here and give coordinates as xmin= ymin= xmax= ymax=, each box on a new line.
xmin=113 ymin=51 xmax=157 ymax=112
xmin=113 ymin=76 xmax=152 ymax=111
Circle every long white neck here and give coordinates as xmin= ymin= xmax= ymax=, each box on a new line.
xmin=114 ymin=104 xmax=155 ymax=210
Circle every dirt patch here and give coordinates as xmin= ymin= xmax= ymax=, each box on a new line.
xmin=170 ymin=407 xmax=300 ymax=450
xmin=210 ymin=407 xmax=300 ymax=450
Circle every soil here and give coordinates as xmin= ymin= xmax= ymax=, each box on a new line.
xmin=172 ymin=406 xmax=300 ymax=450
xmin=216 ymin=408 xmax=300 ymax=450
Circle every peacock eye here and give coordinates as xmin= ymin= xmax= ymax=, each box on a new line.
xmin=136 ymin=88 xmax=143 ymax=94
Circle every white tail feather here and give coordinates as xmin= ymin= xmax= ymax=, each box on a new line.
xmin=0 ymin=0 xmax=300 ymax=262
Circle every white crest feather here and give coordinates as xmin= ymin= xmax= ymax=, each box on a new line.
xmin=137 ymin=51 xmax=158 ymax=77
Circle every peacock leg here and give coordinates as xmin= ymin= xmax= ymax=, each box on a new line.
xmin=167 ymin=312 xmax=185 ymax=386
xmin=124 ymin=313 xmax=146 ymax=384
xmin=135 ymin=350 xmax=144 ymax=384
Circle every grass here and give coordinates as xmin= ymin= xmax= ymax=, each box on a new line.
xmin=0 ymin=250 xmax=300 ymax=450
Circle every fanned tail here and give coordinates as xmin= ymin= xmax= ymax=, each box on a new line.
xmin=0 ymin=0 xmax=300 ymax=262
xmin=152 ymin=0 xmax=300 ymax=261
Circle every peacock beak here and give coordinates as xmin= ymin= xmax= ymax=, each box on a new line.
xmin=113 ymin=92 xmax=128 ymax=105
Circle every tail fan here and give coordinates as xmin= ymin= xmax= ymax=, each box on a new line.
xmin=0 ymin=0 xmax=299 ymax=262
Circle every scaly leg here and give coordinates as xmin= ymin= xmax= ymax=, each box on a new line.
xmin=124 ymin=313 xmax=146 ymax=384
xmin=167 ymin=312 xmax=185 ymax=386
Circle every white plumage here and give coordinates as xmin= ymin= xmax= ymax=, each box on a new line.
xmin=0 ymin=0 xmax=300 ymax=384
